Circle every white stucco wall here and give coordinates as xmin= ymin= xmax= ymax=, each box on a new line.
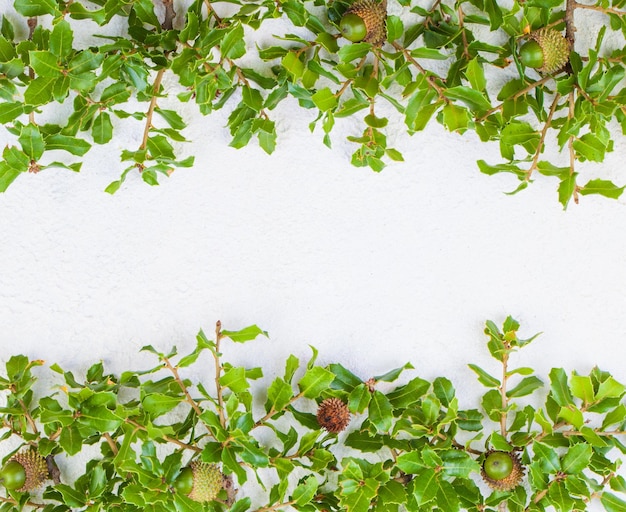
xmin=1 ymin=0 xmax=626 ymax=509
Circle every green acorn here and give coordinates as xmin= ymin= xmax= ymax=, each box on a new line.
xmin=0 ymin=451 xmax=48 ymax=492
xmin=481 ymin=451 xmax=524 ymax=491
xmin=174 ymin=461 xmax=222 ymax=503
xmin=339 ymin=0 xmax=387 ymax=46
xmin=519 ymin=28 xmax=570 ymax=74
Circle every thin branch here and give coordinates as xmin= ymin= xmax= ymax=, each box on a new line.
xmin=203 ymin=0 xmax=222 ymax=24
xmin=254 ymin=500 xmax=297 ymax=512
xmin=126 ymin=419 xmax=202 ymax=452
xmin=213 ymin=320 xmax=227 ymax=428
xmin=525 ymin=93 xmax=561 ymax=181
xmin=139 ymin=68 xmax=166 ymax=152
xmin=573 ymin=1 xmax=626 ymax=17
xmin=0 ymin=496 xmax=45 ymax=509
xmin=392 ymin=42 xmax=449 ymax=104
xmin=565 ymin=0 xmax=576 ymax=46
xmin=499 ymin=352 xmax=509 ymax=438
xmin=161 ymin=0 xmax=176 ymax=30
xmin=103 ymin=432 xmax=119 ymax=456
xmin=162 ymin=355 xmax=204 ymax=418
xmin=477 ymin=76 xmax=552 ymax=122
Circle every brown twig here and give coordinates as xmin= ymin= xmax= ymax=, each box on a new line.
xmin=203 ymin=0 xmax=222 ymax=24
xmin=254 ymin=500 xmax=297 ymax=512
xmin=161 ymin=0 xmax=176 ymax=30
xmin=525 ymin=93 xmax=561 ymax=181
xmin=162 ymin=355 xmax=204 ymax=418
xmin=103 ymin=432 xmax=119 ymax=456
xmin=213 ymin=320 xmax=227 ymax=429
xmin=0 ymin=496 xmax=45 ymax=509
xmin=477 ymin=76 xmax=552 ymax=122
xmin=392 ymin=41 xmax=449 ymax=104
xmin=139 ymin=68 xmax=166 ymax=153
xmin=125 ymin=419 xmax=202 ymax=452
xmin=573 ymin=1 xmax=626 ymax=17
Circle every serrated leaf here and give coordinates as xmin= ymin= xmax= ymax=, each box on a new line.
xmin=298 ymin=366 xmax=335 ymax=399
xmin=222 ymin=324 xmax=268 ymax=343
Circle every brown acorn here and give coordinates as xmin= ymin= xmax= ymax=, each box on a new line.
xmin=317 ymin=398 xmax=351 ymax=433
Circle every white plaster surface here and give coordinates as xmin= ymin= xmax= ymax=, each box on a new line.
xmin=1 ymin=0 xmax=626 ymax=509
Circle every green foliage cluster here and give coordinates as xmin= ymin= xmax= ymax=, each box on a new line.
xmin=2 ymin=317 xmax=626 ymax=511
xmin=0 ymin=0 xmax=624 ymax=204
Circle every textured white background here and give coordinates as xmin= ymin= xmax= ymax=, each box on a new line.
xmin=1 ymin=0 xmax=626 ymax=508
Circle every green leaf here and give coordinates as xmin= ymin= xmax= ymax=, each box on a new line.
xmin=49 ymin=20 xmax=73 ymax=59
xmin=155 ymin=108 xmax=186 ymax=130
xmin=573 ymin=133 xmax=606 ymax=162
xmin=549 ymin=368 xmax=574 ymax=406
xmin=312 ymin=87 xmax=338 ymax=112
xmin=291 ymin=476 xmax=318 ymax=506
xmin=596 ymin=376 xmax=625 ymax=401
xmin=533 ymin=442 xmax=561 ymax=473
xmin=0 ymin=161 xmax=21 ymax=192
xmin=14 ymin=0 xmax=59 ymax=16
xmin=433 ymin=377 xmax=455 ymax=407
xmin=45 ymin=134 xmax=91 ymax=156
xmin=221 ymin=324 xmax=268 ymax=343
xmin=338 ymin=42 xmax=371 ymax=63
xmin=441 ymin=104 xmax=471 ymax=133
xmin=601 ymin=492 xmax=626 ymax=512
xmin=561 ymin=444 xmax=592 ymax=474
xmin=411 ymin=469 xmax=438 ymax=505
xmin=443 ymin=86 xmax=491 ymax=114
xmin=92 ymin=112 xmax=113 ymax=144
xmin=468 ymin=364 xmax=500 ymax=388
xmin=18 ymin=124 xmax=44 ymax=160
xmin=298 ymin=366 xmax=336 ymax=399
xmin=221 ymin=24 xmax=246 ymax=59
xmin=569 ymin=374 xmax=595 ymax=404
xmin=506 ymin=376 xmax=543 ymax=398
xmin=24 ymin=76 xmax=55 ymax=106
xmin=266 ymin=377 xmax=293 ymax=412
xmin=386 ymin=15 xmax=403 ymax=42
xmin=142 ymin=393 xmax=184 ymax=417
xmin=368 ymin=390 xmax=393 ymax=432
xmin=579 ymin=179 xmax=624 ymax=200
xmin=558 ymin=406 xmax=584 ymax=429
xmin=548 ymin=481 xmax=575 ymax=511
xmin=282 ymin=52 xmax=305 ymax=80
xmin=29 ymin=51 xmax=63 ymax=77
xmin=373 ymin=362 xmax=413 ymax=382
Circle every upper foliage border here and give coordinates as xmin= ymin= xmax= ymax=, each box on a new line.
xmin=1 ymin=317 xmax=626 ymax=511
xmin=0 ymin=0 xmax=625 ymax=206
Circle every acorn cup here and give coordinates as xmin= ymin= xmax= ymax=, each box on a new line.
xmin=519 ymin=28 xmax=570 ymax=74
xmin=173 ymin=461 xmax=222 ymax=503
xmin=339 ymin=0 xmax=387 ymax=46
xmin=0 ymin=450 xmax=49 ymax=492
xmin=317 ymin=397 xmax=351 ymax=433
xmin=481 ymin=450 xmax=525 ymax=491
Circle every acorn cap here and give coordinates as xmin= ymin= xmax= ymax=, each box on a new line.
xmin=188 ymin=461 xmax=222 ymax=502
xmin=317 ymin=397 xmax=351 ymax=433
xmin=481 ymin=450 xmax=524 ymax=491
xmin=524 ymin=28 xmax=570 ymax=74
xmin=344 ymin=0 xmax=387 ymax=46
xmin=9 ymin=450 xmax=49 ymax=492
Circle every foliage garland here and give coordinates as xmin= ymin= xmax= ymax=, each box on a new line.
xmin=0 ymin=0 xmax=625 ymax=205
xmin=1 ymin=317 xmax=626 ymax=511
